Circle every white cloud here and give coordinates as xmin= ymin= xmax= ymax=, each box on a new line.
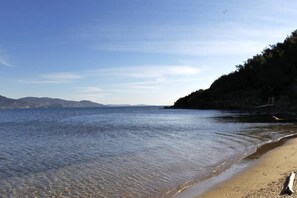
xmin=110 ymin=75 xmax=205 ymax=92
xmin=77 ymin=86 xmax=102 ymax=93
xmin=23 ymin=72 xmax=84 ymax=84
xmin=168 ymin=66 xmax=201 ymax=75
xmin=76 ymin=86 xmax=102 ymax=96
xmin=85 ymin=19 xmax=295 ymax=57
xmin=92 ymin=40 xmax=271 ymax=56
xmin=74 ymin=86 xmax=108 ymax=102
xmin=0 ymin=49 xmax=13 ymax=67
xmin=41 ymin=72 xmax=83 ymax=81
xmin=0 ymin=57 xmax=12 ymax=67
xmin=116 ymin=78 xmax=165 ymax=91
xmin=20 ymin=65 xmax=201 ymax=86
xmin=91 ymin=65 xmax=201 ymax=78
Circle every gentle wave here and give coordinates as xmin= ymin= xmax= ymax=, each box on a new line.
xmin=0 ymin=107 xmax=295 ymax=197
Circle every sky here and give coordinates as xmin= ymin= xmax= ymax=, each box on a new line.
xmin=0 ymin=0 xmax=297 ymax=105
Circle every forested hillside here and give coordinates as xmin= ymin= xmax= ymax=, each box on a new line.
xmin=173 ymin=30 xmax=297 ymax=110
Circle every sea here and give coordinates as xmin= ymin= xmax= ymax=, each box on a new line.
xmin=0 ymin=106 xmax=295 ymax=197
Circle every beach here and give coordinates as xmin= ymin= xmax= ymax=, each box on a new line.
xmin=197 ymin=138 xmax=297 ymax=198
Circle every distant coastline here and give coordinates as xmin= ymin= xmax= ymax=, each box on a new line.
xmin=0 ymin=95 xmax=104 ymax=109
xmin=196 ymin=136 xmax=297 ymax=198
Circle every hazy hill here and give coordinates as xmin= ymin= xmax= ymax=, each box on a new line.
xmin=0 ymin=95 xmax=104 ymax=109
xmin=0 ymin=95 xmax=29 ymax=108
xmin=0 ymin=95 xmax=16 ymax=106
xmin=173 ymin=29 xmax=297 ymax=110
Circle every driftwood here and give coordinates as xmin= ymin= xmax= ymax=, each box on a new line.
xmin=272 ymin=116 xmax=297 ymax=123
xmin=285 ymin=171 xmax=295 ymax=195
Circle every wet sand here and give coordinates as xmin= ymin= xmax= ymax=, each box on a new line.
xmin=198 ymin=138 xmax=297 ymax=198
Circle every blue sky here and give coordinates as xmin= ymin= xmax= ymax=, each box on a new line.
xmin=0 ymin=0 xmax=297 ymax=105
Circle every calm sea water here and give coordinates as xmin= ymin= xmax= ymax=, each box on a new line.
xmin=0 ymin=107 xmax=295 ymax=197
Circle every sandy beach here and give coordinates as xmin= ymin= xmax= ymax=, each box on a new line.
xmin=197 ymin=138 xmax=297 ymax=198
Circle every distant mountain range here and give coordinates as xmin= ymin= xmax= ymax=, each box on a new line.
xmin=0 ymin=95 xmax=104 ymax=109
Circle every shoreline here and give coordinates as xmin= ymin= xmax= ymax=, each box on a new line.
xmin=197 ymin=136 xmax=297 ymax=198
xmin=174 ymin=133 xmax=297 ymax=198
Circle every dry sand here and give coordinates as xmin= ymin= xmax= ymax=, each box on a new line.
xmin=197 ymin=138 xmax=297 ymax=198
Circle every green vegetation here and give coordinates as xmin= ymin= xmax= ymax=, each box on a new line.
xmin=173 ymin=29 xmax=297 ymax=110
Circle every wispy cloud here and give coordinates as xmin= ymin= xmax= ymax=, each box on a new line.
xmin=40 ymin=72 xmax=83 ymax=82
xmin=91 ymin=65 xmax=201 ymax=78
xmin=114 ymin=76 xmax=207 ymax=92
xmin=20 ymin=65 xmax=201 ymax=85
xmin=23 ymin=72 xmax=84 ymax=84
xmin=76 ymin=86 xmax=102 ymax=96
xmin=117 ymin=78 xmax=165 ymax=91
xmin=74 ymin=86 xmax=108 ymax=102
xmin=90 ymin=65 xmax=202 ymax=91
xmin=81 ymin=15 xmax=295 ymax=57
xmin=0 ymin=49 xmax=13 ymax=67
xmin=167 ymin=66 xmax=201 ymax=75
xmin=77 ymin=86 xmax=102 ymax=93
xmin=0 ymin=57 xmax=12 ymax=67
xmin=91 ymin=37 xmax=280 ymax=57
